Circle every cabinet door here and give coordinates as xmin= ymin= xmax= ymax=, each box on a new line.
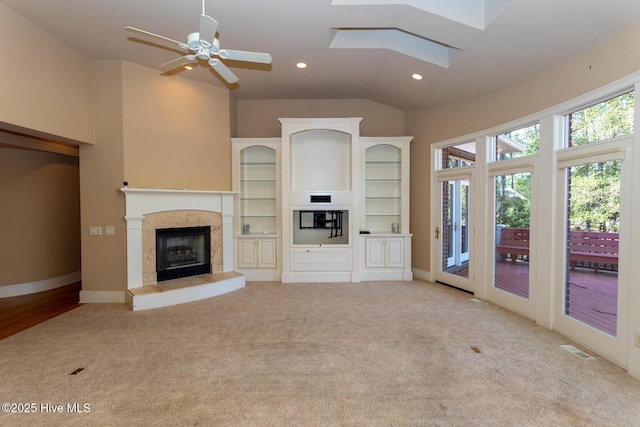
xmin=257 ymin=239 xmax=277 ymax=269
xmin=365 ymin=238 xmax=386 ymax=268
xmin=238 ymin=239 xmax=258 ymax=269
xmin=386 ymin=237 xmax=405 ymax=268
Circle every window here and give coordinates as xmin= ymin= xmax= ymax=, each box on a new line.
xmin=494 ymin=123 xmax=539 ymax=161
xmin=439 ymin=141 xmax=475 ymax=169
xmin=566 ymin=91 xmax=634 ymax=147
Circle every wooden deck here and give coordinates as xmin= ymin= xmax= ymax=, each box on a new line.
xmin=566 ymin=268 xmax=617 ymax=336
xmin=495 ymin=260 xmax=617 ymax=336
xmin=495 ymin=260 xmax=529 ymax=298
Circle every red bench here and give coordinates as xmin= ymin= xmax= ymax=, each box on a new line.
xmin=496 ymin=227 xmax=530 ymax=264
xmin=569 ymin=231 xmax=619 ymax=273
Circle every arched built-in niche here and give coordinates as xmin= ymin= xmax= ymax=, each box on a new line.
xmin=290 ymin=129 xmax=351 ymax=192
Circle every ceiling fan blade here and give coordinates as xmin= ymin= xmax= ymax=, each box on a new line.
xmin=208 ymin=58 xmax=239 ymax=84
xmin=218 ymin=49 xmax=272 ymax=64
xmin=199 ymin=14 xmax=218 ymax=48
xmin=158 ymin=56 xmax=197 ymax=72
xmin=125 ymin=26 xmax=186 ymax=49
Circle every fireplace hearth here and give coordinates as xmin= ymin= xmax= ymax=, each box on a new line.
xmin=156 ymin=226 xmax=211 ymax=282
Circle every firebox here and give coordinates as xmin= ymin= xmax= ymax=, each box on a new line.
xmin=155 ymin=226 xmax=211 ymax=282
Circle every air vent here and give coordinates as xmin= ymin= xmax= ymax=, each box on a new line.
xmin=310 ymin=195 xmax=331 ymax=203
xmin=560 ymin=345 xmax=595 ymax=360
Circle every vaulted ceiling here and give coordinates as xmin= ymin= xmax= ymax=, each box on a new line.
xmin=2 ymin=0 xmax=639 ymax=111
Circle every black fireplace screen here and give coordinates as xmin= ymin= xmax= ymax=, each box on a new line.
xmin=156 ymin=226 xmax=211 ymax=282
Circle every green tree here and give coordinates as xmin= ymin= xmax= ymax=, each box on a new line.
xmin=570 ymin=92 xmax=634 ymax=146
xmin=495 ymin=173 xmax=531 ymax=228
xmin=569 ymin=161 xmax=620 ymax=232
xmin=567 ymin=91 xmax=632 ymax=232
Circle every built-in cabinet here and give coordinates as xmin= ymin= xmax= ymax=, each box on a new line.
xmin=365 ymin=237 xmax=404 ymax=268
xmin=360 ymin=235 xmax=412 ymax=280
xmin=359 ymin=137 xmax=412 ymax=280
xmin=237 ymin=237 xmax=277 ymax=269
xmin=361 ymin=138 xmax=411 ymax=234
xmin=232 ymin=120 xmax=412 ymax=282
xmin=232 ymin=138 xmax=281 ymax=281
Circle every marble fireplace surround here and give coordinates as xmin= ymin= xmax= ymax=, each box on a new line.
xmin=121 ymin=188 xmax=243 ymax=310
xmin=142 ymin=211 xmax=220 ymax=285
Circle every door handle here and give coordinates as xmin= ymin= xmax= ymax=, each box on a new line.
xmin=435 ymin=227 xmax=440 ymax=239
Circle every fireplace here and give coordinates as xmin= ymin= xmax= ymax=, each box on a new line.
xmin=121 ymin=188 xmax=244 ymax=311
xmin=156 ymin=226 xmax=211 ymax=282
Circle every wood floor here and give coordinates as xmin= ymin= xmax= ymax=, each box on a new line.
xmin=0 ymin=281 xmax=82 ymax=340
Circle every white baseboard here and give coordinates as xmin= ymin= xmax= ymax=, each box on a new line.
xmin=0 ymin=271 xmax=81 ymax=298
xmin=239 ymin=270 xmax=281 ymax=282
xmin=79 ymin=290 xmax=125 ymax=304
xmin=359 ymin=271 xmax=413 ymax=281
xmin=412 ymin=268 xmax=432 ymax=282
xmin=283 ymin=272 xmax=353 ymax=283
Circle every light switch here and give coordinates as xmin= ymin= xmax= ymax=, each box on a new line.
xmin=89 ymin=226 xmax=102 ymax=236
xmin=105 ymin=226 xmax=115 ymax=235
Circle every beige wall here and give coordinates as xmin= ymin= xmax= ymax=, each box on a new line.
xmin=236 ymin=99 xmax=406 ymax=137
xmin=0 ymin=4 xmax=89 ymax=289
xmin=79 ymin=61 xmax=127 ymax=293
xmin=0 ymin=148 xmax=80 ymax=286
xmin=406 ymin=20 xmax=640 ymax=274
xmin=0 ymin=4 xmax=92 ymax=144
xmin=121 ymin=62 xmax=231 ymax=190
xmin=80 ymin=61 xmax=232 ymax=294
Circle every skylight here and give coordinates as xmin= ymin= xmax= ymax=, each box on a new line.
xmin=329 ymin=28 xmax=461 ymax=68
xmin=331 ymin=0 xmax=511 ymax=30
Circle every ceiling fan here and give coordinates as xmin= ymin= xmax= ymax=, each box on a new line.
xmin=124 ymin=0 xmax=272 ymax=84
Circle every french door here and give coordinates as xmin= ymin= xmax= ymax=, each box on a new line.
xmin=435 ymin=170 xmax=473 ymax=293
xmin=554 ymin=146 xmax=630 ymax=367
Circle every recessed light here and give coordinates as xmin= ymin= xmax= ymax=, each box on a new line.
xmin=412 ymin=73 xmax=423 ymax=80
xmin=184 ymin=64 xmax=194 ymax=70
xmin=296 ymin=62 xmax=308 ymax=69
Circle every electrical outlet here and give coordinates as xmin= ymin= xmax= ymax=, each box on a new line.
xmin=105 ymin=226 xmax=115 ymax=236
xmin=89 ymin=226 xmax=102 ymax=236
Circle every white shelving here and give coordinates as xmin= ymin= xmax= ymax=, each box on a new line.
xmin=361 ymin=138 xmax=411 ymax=235
xmin=232 ymin=138 xmax=282 ymax=281
xmin=232 ymin=126 xmax=412 ymax=283
xmin=365 ymin=146 xmax=402 ymax=233
xmin=239 ymin=145 xmax=277 ymax=234
xmin=359 ymin=137 xmax=412 ymax=281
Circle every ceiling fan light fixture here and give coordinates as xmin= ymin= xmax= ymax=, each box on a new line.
xmin=124 ymin=1 xmax=271 ymax=85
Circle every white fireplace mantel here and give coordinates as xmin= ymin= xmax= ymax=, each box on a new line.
xmin=121 ymin=188 xmax=243 ymax=310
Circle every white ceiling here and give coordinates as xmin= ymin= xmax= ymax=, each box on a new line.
xmin=2 ymin=0 xmax=639 ymax=111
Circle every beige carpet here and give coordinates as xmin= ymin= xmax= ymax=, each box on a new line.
xmin=1 ymin=280 xmax=639 ymax=426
